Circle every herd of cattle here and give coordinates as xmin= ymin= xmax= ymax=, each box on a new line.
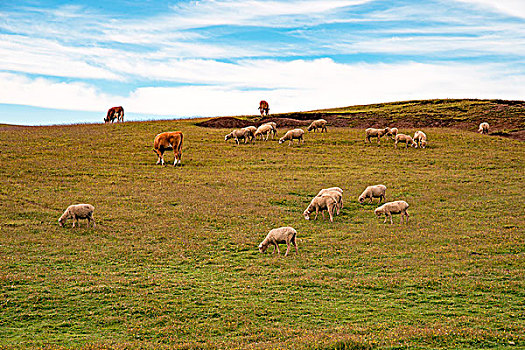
xmin=76 ymin=102 xmax=492 ymax=254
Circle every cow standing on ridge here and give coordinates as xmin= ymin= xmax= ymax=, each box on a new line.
xmin=258 ymin=100 xmax=270 ymax=116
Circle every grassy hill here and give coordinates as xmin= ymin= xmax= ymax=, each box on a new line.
xmin=1 ymin=100 xmax=524 ymax=349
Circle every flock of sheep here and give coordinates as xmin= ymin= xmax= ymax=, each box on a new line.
xmin=58 ymin=108 xmax=492 ymax=257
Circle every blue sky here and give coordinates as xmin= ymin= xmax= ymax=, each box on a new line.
xmin=1 ymin=0 xmax=524 ymax=125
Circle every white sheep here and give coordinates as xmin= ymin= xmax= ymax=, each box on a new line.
xmin=307 ymin=119 xmax=328 ymax=132
xmin=261 ymin=122 xmax=277 ymax=138
xmin=374 ymin=200 xmax=409 ymax=225
xmin=303 ymin=194 xmax=338 ymax=222
xmin=395 ymin=133 xmax=415 ymax=148
xmin=317 ymin=187 xmax=343 ymax=215
xmin=279 ymin=129 xmax=305 ymax=146
xmin=254 ymin=124 xmax=274 ymax=141
xmin=58 ymin=204 xmax=95 ymax=228
xmin=258 ymin=226 xmax=298 ymax=256
xmin=386 ymin=127 xmax=398 ymax=140
xmin=478 ymin=122 xmax=490 ymax=134
xmin=358 ymin=185 xmax=386 ymax=204
xmin=413 ymin=131 xmax=427 ymax=148
xmin=365 ymin=127 xmax=389 ymax=144
xmin=225 ymin=128 xmax=254 ymax=144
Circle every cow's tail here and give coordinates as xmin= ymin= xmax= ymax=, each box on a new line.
xmin=177 ymin=133 xmax=184 ymax=156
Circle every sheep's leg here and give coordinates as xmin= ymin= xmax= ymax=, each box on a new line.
xmin=383 ymin=215 xmax=388 ymax=224
xmin=321 ymin=210 xmax=325 ymax=220
xmin=389 ymin=214 xmax=393 ymax=225
xmin=292 ymin=236 xmax=298 ymax=254
xmin=395 ymin=141 xmax=398 ymax=149
xmin=405 ymin=210 xmax=409 ymax=224
xmin=275 ymin=243 xmax=281 ymax=255
xmin=72 ymin=217 xmax=77 ymax=228
xmin=314 ymin=208 xmax=319 ymax=220
xmin=284 ymin=242 xmax=290 ymax=256
xmin=328 ymin=206 xmax=334 ymax=222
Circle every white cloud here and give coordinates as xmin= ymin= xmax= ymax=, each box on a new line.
xmin=453 ymin=0 xmax=525 ymax=19
xmin=2 ymin=61 xmax=523 ymax=119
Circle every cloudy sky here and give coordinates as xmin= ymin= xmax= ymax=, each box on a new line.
xmin=1 ymin=0 xmax=524 ymax=125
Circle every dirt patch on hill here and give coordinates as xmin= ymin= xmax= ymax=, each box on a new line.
xmin=196 ymin=99 xmax=525 ymax=141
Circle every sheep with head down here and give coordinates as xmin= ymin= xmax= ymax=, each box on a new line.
xmin=254 ymin=124 xmax=274 ymax=141
xmin=358 ymin=185 xmax=386 ymax=204
xmin=258 ymin=226 xmax=298 ymax=256
xmin=58 ymin=204 xmax=95 ymax=228
xmin=261 ymin=122 xmax=277 ymax=138
xmin=374 ymin=200 xmax=409 ymax=225
xmin=478 ymin=122 xmax=490 ymax=134
xmin=303 ymin=194 xmax=338 ymax=222
xmin=386 ymin=127 xmax=398 ymax=140
xmin=317 ymin=187 xmax=343 ymax=215
xmin=413 ymin=131 xmax=427 ymax=148
xmin=395 ymin=133 xmax=415 ymax=148
xmin=225 ymin=128 xmax=254 ymax=144
xmin=307 ymin=119 xmax=327 ymax=133
xmin=279 ymin=128 xmax=304 ymax=146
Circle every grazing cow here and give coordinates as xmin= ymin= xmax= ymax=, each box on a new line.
xmin=153 ymin=131 xmax=184 ymax=166
xmin=105 ymin=106 xmax=124 ymax=123
xmin=258 ymin=100 xmax=270 ymax=116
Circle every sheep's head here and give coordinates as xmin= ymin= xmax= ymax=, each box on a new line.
xmin=224 ymin=133 xmax=232 ymax=141
xmin=374 ymin=208 xmax=382 ymax=216
xmin=278 ymin=138 xmax=284 ymax=144
xmin=258 ymin=242 xmax=268 ymax=253
xmin=421 ymin=140 xmax=427 ymax=148
xmin=307 ymin=125 xmax=313 ymax=131
xmin=358 ymin=196 xmax=365 ymax=204
xmin=303 ymin=209 xmax=311 ymax=220
xmin=58 ymin=217 xmax=65 ymax=227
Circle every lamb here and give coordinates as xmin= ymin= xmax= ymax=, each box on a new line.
xmin=395 ymin=133 xmax=415 ymax=148
xmin=386 ymin=127 xmax=398 ymax=140
xmin=225 ymin=128 xmax=254 ymax=144
xmin=317 ymin=187 xmax=343 ymax=215
xmin=258 ymin=226 xmax=298 ymax=256
xmin=358 ymin=185 xmax=386 ymax=204
xmin=365 ymin=127 xmax=389 ymax=144
xmin=279 ymin=128 xmax=305 ymax=146
xmin=261 ymin=122 xmax=277 ymax=138
xmin=307 ymin=119 xmax=327 ymax=133
xmin=374 ymin=200 xmax=409 ymax=225
xmin=478 ymin=122 xmax=490 ymax=134
xmin=254 ymin=124 xmax=274 ymax=141
xmin=413 ymin=131 xmax=427 ymax=148
xmin=58 ymin=204 xmax=95 ymax=228
xmin=303 ymin=194 xmax=338 ymax=222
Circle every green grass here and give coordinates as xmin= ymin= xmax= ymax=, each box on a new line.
xmin=0 ymin=117 xmax=524 ymax=349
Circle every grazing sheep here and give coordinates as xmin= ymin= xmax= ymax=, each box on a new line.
xmin=153 ymin=131 xmax=184 ymax=166
xmin=395 ymin=133 xmax=415 ymax=148
xmin=317 ymin=187 xmax=343 ymax=215
xmin=261 ymin=122 xmax=277 ymax=138
xmin=244 ymin=126 xmax=257 ymax=142
xmin=358 ymin=185 xmax=386 ymax=204
xmin=225 ymin=128 xmax=253 ymax=144
xmin=258 ymin=227 xmax=298 ymax=256
xmin=413 ymin=131 xmax=427 ymax=148
xmin=478 ymin=122 xmax=490 ymax=134
xmin=303 ymin=194 xmax=338 ymax=222
xmin=307 ymin=119 xmax=328 ymax=133
xmin=386 ymin=127 xmax=398 ymax=140
xmin=58 ymin=204 xmax=95 ymax=228
xmin=254 ymin=124 xmax=274 ymax=141
xmin=279 ymin=129 xmax=305 ymax=146
xmin=365 ymin=127 xmax=389 ymax=144
xmin=374 ymin=201 xmax=409 ymax=225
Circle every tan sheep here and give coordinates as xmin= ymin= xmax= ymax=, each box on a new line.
xmin=317 ymin=187 xmax=343 ymax=215
xmin=58 ymin=204 xmax=95 ymax=228
xmin=358 ymin=185 xmax=386 ymax=204
xmin=261 ymin=122 xmax=277 ymax=138
xmin=386 ymin=127 xmax=398 ymax=140
xmin=374 ymin=200 xmax=409 ymax=225
xmin=225 ymin=128 xmax=253 ymax=144
xmin=365 ymin=127 xmax=389 ymax=144
xmin=395 ymin=133 xmax=415 ymax=148
xmin=258 ymin=227 xmax=298 ymax=256
xmin=413 ymin=131 xmax=427 ymax=148
xmin=478 ymin=122 xmax=490 ymax=134
xmin=303 ymin=194 xmax=338 ymax=222
xmin=307 ymin=119 xmax=328 ymax=132
xmin=254 ymin=124 xmax=274 ymax=141
xmin=279 ymin=128 xmax=305 ymax=146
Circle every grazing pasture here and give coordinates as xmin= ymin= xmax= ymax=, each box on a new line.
xmin=0 ymin=113 xmax=523 ymax=349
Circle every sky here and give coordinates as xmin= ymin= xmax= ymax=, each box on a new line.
xmin=1 ymin=0 xmax=524 ymax=125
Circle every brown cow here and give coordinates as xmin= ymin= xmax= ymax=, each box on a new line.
xmin=105 ymin=106 xmax=124 ymax=123
xmin=153 ymin=131 xmax=184 ymax=166
xmin=258 ymin=100 xmax=269 ymax=116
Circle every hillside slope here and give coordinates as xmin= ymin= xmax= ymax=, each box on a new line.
xmin=197 ymin=99 xmax=525 ymax=140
